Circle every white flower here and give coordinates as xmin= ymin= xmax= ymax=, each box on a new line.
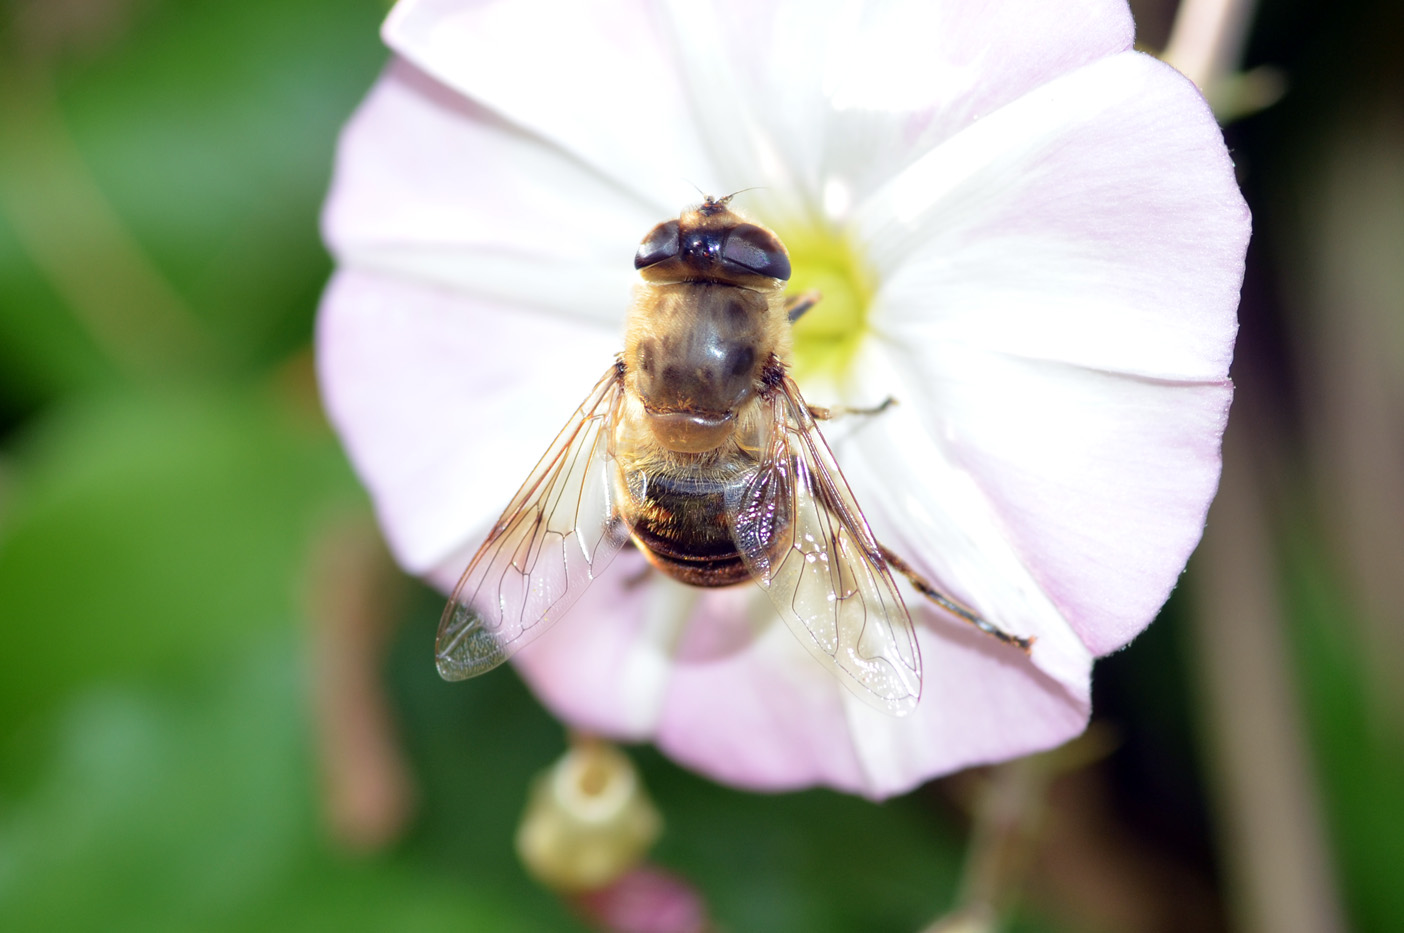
xmin=318 ymin=0 xmax=1249 ymax=797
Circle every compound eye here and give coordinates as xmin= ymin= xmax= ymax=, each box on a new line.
xmin=635 ymin=220 xmax=680 ymax=269
xmin=720 ymin=223 xmax=791 ymax=280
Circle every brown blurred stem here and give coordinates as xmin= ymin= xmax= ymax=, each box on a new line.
xmin=925 ymin=731 xmax=1135 ymax=933
xmin=1162 ymin=0 xmax=1256 ymax=90
xmin=1161 ymin=0 xmax=1283 ymax=122
xmin=304 ymin=508 xmax=417 ymax=853
xmin=1188 ymin=423 xmax=1346 ymax=933
xmin=929 ymin=758 xmax=1047 ymax=933
xmin=1297 ymin=112 xmax=1404 ymax=735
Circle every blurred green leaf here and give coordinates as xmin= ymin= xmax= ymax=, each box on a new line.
xmin=0 ymin=382 xmax=352 ymax=739
xmin=384 ymin=586 xmax=1000 ymax=933
xmin=54 ymin=0 xmax=388 ymax=361
xmin=0 ymin=635 xmax=539 ymax=933
xmin=1282 ymin=516 xmax=1404 ymax=933
xmin=0 ymin=0 xmax=387 ymax=399
xmin=657 ymin=775 xmax=960 ymax=931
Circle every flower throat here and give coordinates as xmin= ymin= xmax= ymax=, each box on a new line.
xmin=775 ymin=224 xmax=876 ymax=385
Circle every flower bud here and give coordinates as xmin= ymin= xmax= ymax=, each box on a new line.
xmin=572 ymin=865 xmax=710 ymax=933
xmin=516 ymin=739 xmax=662 ymax=892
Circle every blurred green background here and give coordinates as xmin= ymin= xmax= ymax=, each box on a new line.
xmin=0 ymin=0 xmax=1400 ymax=930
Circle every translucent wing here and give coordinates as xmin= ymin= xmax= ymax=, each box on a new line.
xmin=730 ymin=372 xmax=922 ymax=714
xmin=435 ymin=363 xmax=628 ymax=680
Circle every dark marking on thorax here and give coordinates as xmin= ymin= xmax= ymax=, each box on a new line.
xmin=633 ymin=284 xmax=770 ymax=416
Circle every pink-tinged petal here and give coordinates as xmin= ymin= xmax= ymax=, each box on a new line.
xmin=819 ymin=367 xmax=1094 ymax=688
xmin=324 ymin=59 xmax=654 ymax=318
xmin=510 ymin=573 xmax=862 ymax=793
xmin=485 ymin=544 xmax=1090 ymax=796
xmin=509 ymin=551 xmax=679 ymax=739
xmin=845 ymin=338 xmax=1230 ymax=659
xmin=316 ymin=269 xmax=619 ymax=575
xmin=656 ymin=591 xmax=868 ymax=792
xmin=863 ymin=51 xmax=1247 ymax=381
xmin=936 ymin=350 xmax=1230 ymax=656
xmin=654 ymin=595 xmax=1087 ymax=798
xmin=838 ymin=615 xmax=1089 ymax=799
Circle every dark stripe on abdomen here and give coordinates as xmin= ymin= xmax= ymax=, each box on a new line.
xmin=624 ymin=468 xmax=752 ymax=588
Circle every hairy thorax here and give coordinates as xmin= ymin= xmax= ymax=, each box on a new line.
xmin=625 ymin=281 xmax=786 ymax=453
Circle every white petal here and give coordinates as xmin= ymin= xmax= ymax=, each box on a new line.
xmin=823 ymin=359 xmax=1093 ymax=686
xmin=324 ymin=58 xmax=655 ymax=318
xmin=651 ymin=591 xmax=1089 ymax=797
xmin=661 ymin=0 xmax=1133 ymax=222
xmin=860 ymin=51 xmax=1247 ymax=381
xmin=844 ymin=337 xmax=1230 ymax=658
xmin=384 ymin=0 xmax=716 ymax=208
xmin=316 ymin=268 xmax=620 ymax=574
xmin=384 ymin=0 xmax=1133 ymax=225
xmin=837 ymin=618 xmax=1089 ymax=798
xmin=494 ymin=525 xmax=1092 ymax=796
xmin=511 ymin=549 xmax=682 ymax=738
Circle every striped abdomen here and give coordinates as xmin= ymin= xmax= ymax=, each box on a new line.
xmin=621 ymin=465 xmax=753 ymax=588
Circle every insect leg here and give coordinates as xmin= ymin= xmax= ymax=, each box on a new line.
xmin=806 ymin=396 xmax=897 ymax=421
xmin=783 ymin=293 xmax=896 ymax=419
xmin=784 ymin=289 xmax=823 ymax=323
xmin=878 ymin=544 xmax=1035 ymax=652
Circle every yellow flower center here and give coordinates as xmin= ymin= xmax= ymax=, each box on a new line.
xmin=776 ymin=223 xmax=876 ymax=386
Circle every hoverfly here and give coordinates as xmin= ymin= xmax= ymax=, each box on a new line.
xmin=435 ymin=195 xmax=1029 ymax=714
